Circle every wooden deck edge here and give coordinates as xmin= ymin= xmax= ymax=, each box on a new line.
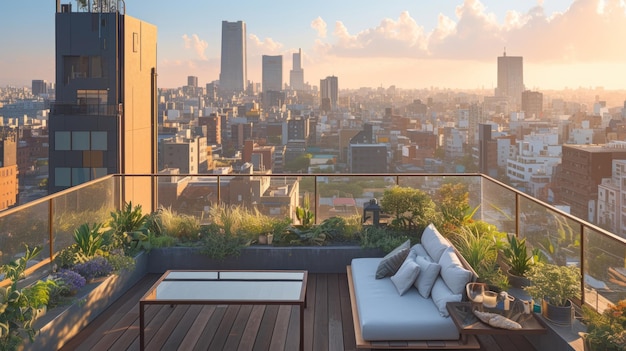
xmin=346 ymin=265 xmax=480 ymax=350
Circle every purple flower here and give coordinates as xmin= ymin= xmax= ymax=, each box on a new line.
xmin=72 ymin=256 xmax=113 ymax=282
xmin=55 ymin=269 xmax=86 ymax=293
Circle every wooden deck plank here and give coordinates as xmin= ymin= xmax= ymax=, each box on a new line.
xmin=238 ymin=305 xmax=266 ymax=351
xmin=161 ymin=304 xmax=204 ymax=350
xmin=252 ymin=305 xmax=279 ymax=351
xmin=146 ymin=305 xmax=190 ymax=349
xmin=303 ymin=273 xmax=317 ymax=351
xmin=327 ymin=273 xmax=345 ymax=351
xmin=269 ymin=305 xmax=292 ymax=350
xmin=284 ymin=305 xmax=301 ymax=351
xmin=209 ymin=304 xmax=241 ymax=350
xmin=177 ymin=305 xmax=217 ymax=351
xmin=338 ymin=272 xmax=357 ymax=351
xmin=223 ymin=304 xmax=254 ymax=351
xmin=192 ymin=305 xmax=227 ymax=351
xmin=314 ymin=273 xmax=329 ymax=351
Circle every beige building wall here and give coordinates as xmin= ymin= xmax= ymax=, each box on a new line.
xmin=122 ymin=15 xmax=158 ymax=210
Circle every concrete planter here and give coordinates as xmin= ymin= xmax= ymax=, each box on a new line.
xmin=147 ymin=245 xmax=385 ymax=274
xmin=26 ymin=251 xmax=148 ymax=351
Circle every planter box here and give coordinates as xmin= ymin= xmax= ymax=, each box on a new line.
xmin=25 ymin=251 xmax=148 ymax=351
xmin=148 ymin=245 xmax=385 ymax=274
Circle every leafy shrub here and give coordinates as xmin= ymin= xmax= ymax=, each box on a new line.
xmin=359 ymin=226 xmax=409 ymax=253
xmin=199 ymin=224 xmax=248 ymax=260
xmin=583 ymin=299 xmax=626 ymax=351
xmin=380 ymin=186 xmax=436 ymax=232
xmin=55 ymin=244 xmax=79 ymax=269
xmin=105 ymin=250 xmax=136 ymax=272
xmin=71 ymin=256 xmax=113 ymax=282
xmin=73 ymin=222 xmax=105 ymax=258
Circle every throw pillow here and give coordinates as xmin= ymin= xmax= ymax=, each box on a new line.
xmin=431 ymin=277 xmax=462 ymax=317
xmin=414 ymin=255 xmax=441 ymax=298
xmin=390 ymin=257 xmax=421 ymax=295
xmin=438 ymin=247 xmax=473 ymax=295
xmin=420 ymin=223 xmax=450 ymax=262
xmin=410 ymin=243 xmax=429 ymax=257
xmin=375 ymin=239 xmax=410 ymax=279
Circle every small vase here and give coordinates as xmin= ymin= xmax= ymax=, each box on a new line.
xmin=258 ymin=234 xmax=268 ymax=245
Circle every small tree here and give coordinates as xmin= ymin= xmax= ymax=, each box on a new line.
xmin=380 ymin=186 xmax=436 ymax=232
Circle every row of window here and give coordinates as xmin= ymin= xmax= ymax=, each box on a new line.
xmin=55 ymin=167 xmax=107 ymax=187
xmin=55 ymin=131 xmax=107 ymax=151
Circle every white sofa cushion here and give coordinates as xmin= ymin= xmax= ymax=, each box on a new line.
xmin=421 ymin=223 xmax=450 ymax=262
xmin=375 ymin=239 xmax=410 ymax=279
xmin=414 ymin=255 xmax=441 ymax=298
xmin=391 ymin=256 xmax=421 ymax=295
xmin=351 ymin=258 xmax=460 ymax=341
xmin=410 ymin=243 xmax=429 ymax=257
xmin=438 ymin=247 xmax=473 ymax=295
xmin=431 ymin=277 xmax=462 ymax=317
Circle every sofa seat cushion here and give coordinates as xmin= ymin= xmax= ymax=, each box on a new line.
xmin=351 ymin=258 xmax=460 ymax=341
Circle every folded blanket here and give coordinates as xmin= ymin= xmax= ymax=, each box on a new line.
xmin=473 ymin=310 xmax=522 ymax=330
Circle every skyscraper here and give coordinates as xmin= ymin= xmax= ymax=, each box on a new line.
xmin=289 ymin=49 xmax=304 ymax=91
xmin=320 ymin=76 xmax=338 ymax=111
xmin=49 ymin=3 xmax=157 ymax=201
xmin=31 ymin=80 xmax=48 ymax=96
xmin=262 ymin=55 xmax=282 ymax=92
xmin=496 ymin=51 xmax=524 ymax=107
xmin=219 ymin=21 xmax=247 ymax=94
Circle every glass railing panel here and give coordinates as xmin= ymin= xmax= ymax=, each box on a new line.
xmin=584 ymin=226 xmax=626 ymax=313
xmin=480 ymin=177 xmax=516 ymax=234
xmin=0 ymin=200 xmax=50 ymax=268
xmin=52 ymin=177 xmax=117 ymax=256
xmin=518 ymin=197 xmax=581 ymax=267
xmin=316 ymin=175 xmax=394 ymax=224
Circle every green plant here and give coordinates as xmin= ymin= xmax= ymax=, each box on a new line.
xmin=55 ymin=245 xmax=79 ymax=269
xmin=106 ymin=202 xmax=150 ymax=256
xmin=359 ymin=226 xmax=409 ymax=253
xmin=199 ymin=224 xmax=249 ymax=260
xmin=295 ymin=193 xmax=314 ymax=229
xmin=0 ymin=246 xmax=55 ymax=351
xmin=379 ymin=186 xmax=436 ymax=232
xmin=73 ymin=223 xmax=106 ymax=258
xmin=503 ymin=235 xmax=533 ymax=277
xmin=582 ymin=299 xmax=626 ymax=351
xmin=524 ymin=263 xmax=580 ymax=307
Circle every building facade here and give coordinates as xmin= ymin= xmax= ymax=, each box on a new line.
xmin=496 ymin=52 xmax=524 ymax=107
xmin=289 ymin=49 xmax=304 ymax=91
xmin=320 ymin=76 xmax=338 ymax=111
xmin=49 ymin=5 xmax=158 ymax=201
xmin=219 ymin=21 xmax=247 ymax=94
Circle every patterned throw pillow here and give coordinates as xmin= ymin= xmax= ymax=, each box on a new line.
xmin=375 ymin=239 xmax=411 ymax=279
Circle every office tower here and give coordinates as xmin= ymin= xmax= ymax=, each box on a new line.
xmin=0 ymin=132 xmax=18 ymax=210
xmin=49 ymin=4 xmax=157 ymax=201
xmin=187 ymin=76 xmax=198 ymax=88
xmin=522 ymin=90 xmax=543 ymax=119
xmin=496 ymin=51 xmax=524 ymax=107
xmin=320 ymin=76 xmax=338 ymax=111
xmin=289 ymin=48 xmax=304 ymax=90
xmin=219 ymin=21 xmax=247 ymax=94
xmin=478 ymin=124 xmax=497 ymax=177
xmin=32 ymin=80 xmax=48 ymax=96
xmin=262 ymin=55 xmax=282 ymax=92
xmin=198 ymin=114 xmax=221 ymax=145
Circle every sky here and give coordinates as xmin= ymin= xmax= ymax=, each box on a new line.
xmin=1 ymin=0 xmax=625 ymax=90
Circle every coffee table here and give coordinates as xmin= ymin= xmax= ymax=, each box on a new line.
xmin=447 ymin=301 xmax=547 ymax=344
xmin=139 ymin=270 xmax=308 ymax=350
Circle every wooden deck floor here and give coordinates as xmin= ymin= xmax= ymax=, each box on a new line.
xmin=59 ymin=274 xmax=537 ymax=351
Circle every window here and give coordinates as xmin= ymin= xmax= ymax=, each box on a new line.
xmin=55 ymin=131 xmax=71 ymax=150
xmin=55 ymin=168 xmax=71 ymax=187
xmin=72 ymin=168 xmax=90 ymax=186
xmin=72 ymin=131 xmax=90 ymax=150
xmin=91 ymin=131 xmax=107 ymax=150
xmin=63 ymin=56 xmax=104 ymax=84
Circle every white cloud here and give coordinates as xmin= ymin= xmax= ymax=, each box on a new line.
xmin=248 ymin=34 xmax=283 ymax=53
xmin=182 ymin=34 xmax=208 ymax=61
xmin=311 ymin=17 xmax=327 ymax=38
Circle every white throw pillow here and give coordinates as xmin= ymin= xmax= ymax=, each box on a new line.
xmin=438 ymin=247 xmax=473 ymax=295
xmin=414 ymin=255 xmax=441 ymax=298
xmin=391 ymin=257 xmax=421 ymax=296
xmin=420 ymin=223 xmax=450 ymax=262
xmin=410 ymin=243 xmax=429 ymax=257
xmin=431 ymin=277 xmax=462 ymax=317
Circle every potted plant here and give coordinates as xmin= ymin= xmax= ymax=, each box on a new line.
xmin=581 ymin=300 xmax=626 ymax=351
xmin=524 ymin=262 xmax=581 ymax=325
xmin=502 ymin=235 xmax=533 ymax=287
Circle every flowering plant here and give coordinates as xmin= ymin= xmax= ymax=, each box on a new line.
xmin=583 ymin=299 xmax=626 ymax=351
xmin=54 ymin=269 xmax=86 ymax=295
xmin=71 ymin=256 xmax=113 ymax=282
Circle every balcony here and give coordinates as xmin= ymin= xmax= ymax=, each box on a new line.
xmin=2 ymin=173 xmax=625 ymax=350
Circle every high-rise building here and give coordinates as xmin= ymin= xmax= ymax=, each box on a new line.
xmin=320 ymin=76 xmax=338 ymax=111
xmin=49 ymin=4 xmax=157 ymax=202
xmin=187 ymin=76 xmax=198 ymax=88
xmin=522 ymin=90 xmax=543 ymax=119
xmin=262 ymin=55 xmax=282 ymax=92
xmin=496 ymin=51 xmax=524 ymax=107
xmin=31 ymin=80 xmax=48 ymax=96
xmin=219 ymin=21 xmax=247 ymax=94
xmin=0 ymin=132 xmax=18 ymax=210
xmin=289 ymin=49 xmax=304 ymax=91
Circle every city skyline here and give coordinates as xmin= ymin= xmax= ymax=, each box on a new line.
xmin=1 ymin=0 xmax=625 ymax=90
